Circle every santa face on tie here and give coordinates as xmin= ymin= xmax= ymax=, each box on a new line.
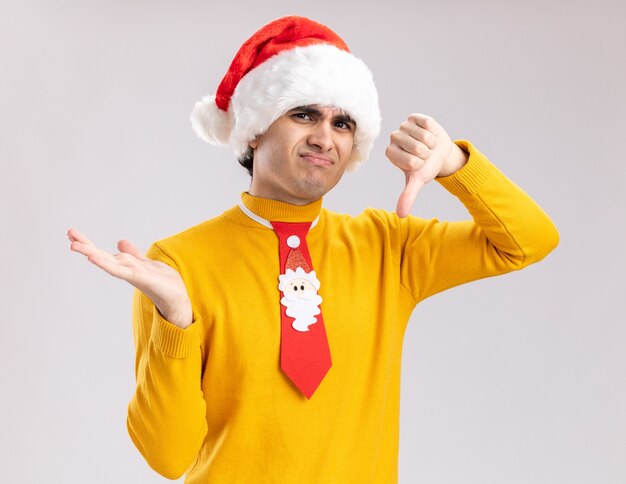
xmin=278 ymin=267 xmax=323 ymax=332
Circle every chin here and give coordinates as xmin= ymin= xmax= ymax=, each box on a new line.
xmin=292 ymin=181 xmax=328 ymax=202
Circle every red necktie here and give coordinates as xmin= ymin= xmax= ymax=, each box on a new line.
xmin=270 ymin=221 xmax=332 ymax=399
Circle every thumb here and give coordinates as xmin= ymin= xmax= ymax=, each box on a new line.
xmin=396 ymin=171 xmax=425 ymax=218
xmin=117 ymin=240 xmax=148 ymax=261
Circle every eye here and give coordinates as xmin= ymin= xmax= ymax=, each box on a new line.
xmin=292 ymin=112 xmax=312 ymax=121
xmin=334 ymin=119 xmax=354 ymax=131
xmin=300 ymin=285 xmax=305 ymax=290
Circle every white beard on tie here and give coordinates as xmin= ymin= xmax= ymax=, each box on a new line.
xmin=278 ymin=267 xmax=323 ymax=332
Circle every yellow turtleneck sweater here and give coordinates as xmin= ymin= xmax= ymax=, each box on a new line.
xmin=126 ymin=140 xmax=559 ymax=483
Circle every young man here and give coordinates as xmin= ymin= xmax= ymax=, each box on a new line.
xmin=67 ymin=16 xmax=559 ymax=483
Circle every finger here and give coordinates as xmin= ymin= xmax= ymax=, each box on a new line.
xmin=385 ymin=143 xmax=425 ymax=172
xmin=70 ymin=240 xmax=111 ymax=265
xmin=396 ymin=171 xmax=425 ymax=218
xmin=399 ymin=120 xmax=438 ymax=149
xmin=390 ymin=129 xmax=432 ymax=158
xmin=407 ymin=113 xmax=440 ymax=137
xmin=69 ymin=239 xmax=133 ymax=279
xmin=66 ymin=228 xmax=97 ymax=248
xmin=69 ymin=240 xmax=101 ymax=258
xmin=87 ymin=251 xmax=135 ymax=280
xmin=117 ymin=240 xmax=148 ymax=261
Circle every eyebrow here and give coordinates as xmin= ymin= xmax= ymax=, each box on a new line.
xmin=291 ymin=105 xmax=356 ymax=127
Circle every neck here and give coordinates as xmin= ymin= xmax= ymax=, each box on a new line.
xmin=240 ymin=192 xmax=323 ymax=223
xmin=248 ymin=186 xmax=318 ymax=206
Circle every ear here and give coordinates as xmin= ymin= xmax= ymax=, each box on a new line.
xmin=249 ymin=138 xmax=258 ymax=149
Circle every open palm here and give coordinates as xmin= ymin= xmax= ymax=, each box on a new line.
xmin=67 ymin=228 xmax=192 ymax=328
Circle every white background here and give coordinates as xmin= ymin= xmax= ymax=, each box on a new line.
xmin=1 ymin=0 xmax=625 ymax=482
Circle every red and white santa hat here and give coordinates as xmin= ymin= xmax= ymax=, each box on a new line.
xmin=190 ymin=15 xmax=381 ymax=171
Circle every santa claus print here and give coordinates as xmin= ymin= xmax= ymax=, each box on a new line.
xmin=278 ymin=267 xmax=323 ymax=332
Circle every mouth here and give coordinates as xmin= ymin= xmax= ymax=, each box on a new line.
xmin=300 ymin=153 xmax=334 ymax=167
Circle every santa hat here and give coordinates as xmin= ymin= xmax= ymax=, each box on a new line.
xmin=190 ymin=15 xmax=381 ymax=171
xmin=286 ymin=234 xmax=310 ymax=271
xmin=278 ymin=234 xmax=322 ymax=292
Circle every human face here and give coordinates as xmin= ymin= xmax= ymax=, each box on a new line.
xmin=248 ymin=105 xmax=356 ymax=205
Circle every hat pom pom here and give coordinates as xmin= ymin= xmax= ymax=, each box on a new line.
xmin=190 ymin=95 xmax=232 ymax=146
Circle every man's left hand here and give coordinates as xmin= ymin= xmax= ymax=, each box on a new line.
xmin=385 ymin=113 xmax=468 ymax=218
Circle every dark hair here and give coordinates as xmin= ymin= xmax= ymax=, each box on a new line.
xmin=238 ymin=146 xmax=254 ymax=177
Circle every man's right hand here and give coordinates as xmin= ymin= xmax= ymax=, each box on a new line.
xmin=67 ymin=228 xmax=193 ymax=329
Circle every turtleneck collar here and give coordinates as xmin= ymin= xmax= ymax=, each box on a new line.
xmin=239 ymin=192 xmax=323 ymax=225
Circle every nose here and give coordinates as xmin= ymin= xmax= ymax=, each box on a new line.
xmin=307 ymin=120 xmax=333 ymax=152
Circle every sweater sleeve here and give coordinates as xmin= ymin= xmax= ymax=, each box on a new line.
xmin=126 ymin=242 xmax=207 ymax=480
xmin=397 ymin=139 xmax=559 ymax=304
